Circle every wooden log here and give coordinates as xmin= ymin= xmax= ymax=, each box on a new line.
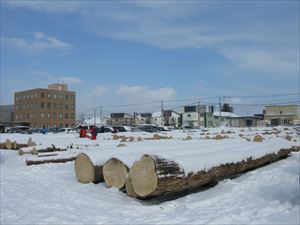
xmin=103 ymin=158 xmax=129 ymax=189
xmin=5 ymin=139 xmax=12 ymax=150
xmin=126 ymin=148 xmax=292 ymax=199
xmin=26 ymin=157 xmax=76 ymax=166
xmin=19 ymin=146 xmax=66 ymax=156
xmin=37 ymin=153 xmax=59 ymax=158
xmin=27 ymin=138 xmax=35 ymax=147
xmin=74 ymin=153 xmax=104 ymax=184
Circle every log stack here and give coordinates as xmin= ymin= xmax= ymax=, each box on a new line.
xmin=102 ymin=158 xmax=129 ymax=189
xmin=74 ymin=153 xmax=104 ymax=184
xmin=125 ymin=148 xmax=292 ymax=199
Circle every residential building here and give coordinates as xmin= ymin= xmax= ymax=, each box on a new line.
xmin=152 ymin=110 xmax=181 ymax=127
xmin=213 ymin=111 xmax=240 ymax=127
xmin=0 ymin=105 xmax=14 ymax=127
xmin=230 ymin=116 xmax=261 ymax=127
xmin=139 ymin=113 xmax=152 ymax=124
xmin=264 ymin=105 xmax=299 ymax=126
xmin=181 ymin=105 xmax=214 ymax=128
xmin=109 ymin=113 xmax=141 ymax=126
xmin=14 ymin=83 xmax=76 ymax=128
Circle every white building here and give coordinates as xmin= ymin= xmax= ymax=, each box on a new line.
xmin=152 ymin=110 xmax=181 ymax=127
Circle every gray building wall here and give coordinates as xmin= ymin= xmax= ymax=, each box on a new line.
xmin=0 ymin=105 xmax=14 ymax=126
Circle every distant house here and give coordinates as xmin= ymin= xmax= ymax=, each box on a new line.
xmin=264 ymin=105 xmax=299 ymax=126
xmin=213 ymin=111 xmax=240 ymax=127
xmin=151 ymin=110 xmax=181 ymax=127
xmin=181 ymin=105 xmax=214 ymax=128
xmin=139 ymin=113 xmax=152 ymax=124
xmin=230 ymin=116 xmax=261 ymax=127
xmin=109 ymin=113 xmax=141 ymax=126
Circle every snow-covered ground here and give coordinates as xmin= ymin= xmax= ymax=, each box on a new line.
xmin=1 ymin=127 xmax=299 ymax=224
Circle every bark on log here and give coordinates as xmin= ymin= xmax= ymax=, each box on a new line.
xmin=126 ymin=148 xmax=292 ymax=199
xmin=37 ymin=153 xmax=59 ymax=158
xmin=26 ymin=157 xmax=76 ymax=166
xmin=103 ymin=158 xmax=129 ymax=189
xmin=74 ymin=153 xmax=104 ymax=184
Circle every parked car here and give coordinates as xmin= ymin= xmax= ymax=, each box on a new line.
xmin=112 ymin=126 xmax=127 ymax=133
xmin=55 ymin=128 xmax=77 ymax=134
xmin=7 ymin=126 xmax=30 ymax=133
xmin=138 ymin=124 xmax=159 ymax=133
xmin=96 ymin=126 xmax=114 ymax=133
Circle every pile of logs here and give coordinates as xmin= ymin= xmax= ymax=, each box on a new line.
xmin=74 ymin=146 xmax=296 ymax=199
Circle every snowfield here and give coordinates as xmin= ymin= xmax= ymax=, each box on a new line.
xmin=1 ymin=127 xmax=299 ymax=224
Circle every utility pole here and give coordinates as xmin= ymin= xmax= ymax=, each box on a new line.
xmin=197 ymin=101 xmax=201 ymax=129
xmin=99 ymin=106 xmax=103 ymax=126
xmin=219 ymin=97 xmax=222 ymax=127
xmin=161 ymin=101 xmax=164 ymax=126
xmin=93 ymin=109 xmax=96 ymax=127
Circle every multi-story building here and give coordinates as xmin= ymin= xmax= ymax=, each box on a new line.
xmin=14 ymin=83 xmax=76 ymax=128
xmin=109 ymin=113 xmax=141 ymax=126
xmin=264 ymin=105 xmax=299 ymax=126
xmin=181 ymin=105 xmax=214 ymax=128
xmin=151 ymin=110 xmax=181 ymax=127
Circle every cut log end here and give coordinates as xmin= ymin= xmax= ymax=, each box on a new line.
xmin=74 ymin=153 xmax=95 ymax=184
xmin=127 ymin=155 xmax=158 ymax=197
xmin=103 ymin=158 xmax=129 ymax=189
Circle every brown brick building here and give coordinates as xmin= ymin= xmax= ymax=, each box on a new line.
xmin=14 ymin=84 xmax=76 ymax=128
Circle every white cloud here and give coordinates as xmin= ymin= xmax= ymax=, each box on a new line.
xmin=2 ymin=32 xmax=72 ymax=53
xmin=220 ymin=48 xmax=299 ymax=73
xmin=91 ymin=86 xmax=108 ymax=97
xmin=5 ymin=1 xmax=86 ymax=13
xmin=117 ymin=85 xmax=176 ymax=102
xmin=58 ymin=76 xmax=82 ymax=85
xmin=4 ymin=2 xmax=299 ymax=75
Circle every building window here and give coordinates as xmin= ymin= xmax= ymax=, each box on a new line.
xmin=47 ymin=103 xmax=51 ymax=109
xmin=41 ymin=113 xmax=44 ymax=118
xmin=65 ymin=94 xmax=68 ymax=100
xmin=187 ymin=114 xmax=191 ymax=117
xmin=41 ymin=92 xmax=44 ymax=98
xmin=65 ymin=104 xmax=68 ymax=110
xmin=47 ymin=93 xmax=51 ymax=99
xmin=53 ymin=124 xmax=57 ymax=128
xmin=59 ymin=94 xmax=63 ymax=100
xmin=41 ymin=103 xmax=45 ymax=108
xmin=35 ymin=93 xmax=38 ymax=98
xmin=71 ymin=95 xmax=74 ymax=101
xmin=59 ymin=113 xmax=63 ymax=119
xmin=59 ymin=123 xmax=63 ymax=128
xmin=71 ymin=114 xmax=74 ymax=119
xmin=47 ymin=113 xmax=51 ymax=119
xmin=15 ymin=115 xmax=18 ymax=120
xmin=53 ymin=103 xmax=57 ymax=109
xmin=71 ymin=104 xmax=74 ymax=110
xmin=65 ymin=113 xmax=68 ymax=119
xmin=53 ymin=94 xmax=57 ymax=99
xmin=53 ymin=113 xmax=57 ymax=119
xmin=26 ymin=104 xmax=30 ymax=109
xmin=47 ymin=123 xmax=51 ymax=128
xmin=65 ymin=123 xmax=68 ymax=127
xmin=59 ymin=103 xmax=63 ymax=109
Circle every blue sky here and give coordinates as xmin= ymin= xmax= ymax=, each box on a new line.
xmin=1 ymin=1 xmax=299 ymax=116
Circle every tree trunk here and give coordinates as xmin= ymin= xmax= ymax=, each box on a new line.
xmin=26 ymin=157 xmax=76 ymax=166
xmin=103 ymin=158 xmax=129 ymax=189
xmin=74 ymin=153 xmax=104 ymax=184
xmin=126 ymin=148 xmax=292 ymax=199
